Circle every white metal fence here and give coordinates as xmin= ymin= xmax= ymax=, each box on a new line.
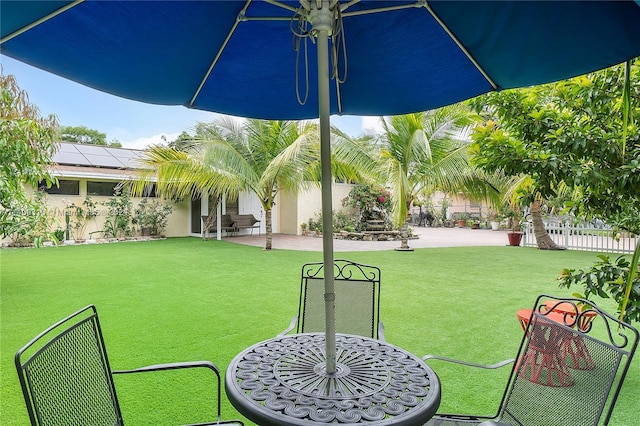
xmin=522 ymin=222 xmax=638 ymax=253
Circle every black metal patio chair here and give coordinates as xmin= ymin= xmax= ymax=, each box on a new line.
xmin=279 ymin=259 xmax=385 ymax=341
xmin=15 ymin=305 xmax=243 ymax=426
xmin=423 ymin=294 xmax=638 ymax=426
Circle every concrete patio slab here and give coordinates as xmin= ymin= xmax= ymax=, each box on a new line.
xmin=222 ymin=226 xmax=512 ymax=251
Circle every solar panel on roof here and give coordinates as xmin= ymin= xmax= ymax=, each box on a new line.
xmin=74 ymin=144 xmax=109 ymax=155
xmin=57 ymin=143 xmax=80 ymax=153
xmin=54 ymin=143 xmax=145 ymax=169
xmin=52 ymin=151 xmax=89 ymax=165
xmin=112 ymin=151 xmax=138 ymax=160
xmin=83 ymin=154 xmax=124 ymax=168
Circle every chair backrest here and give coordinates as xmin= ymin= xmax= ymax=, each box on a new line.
xmin=297 ymin=259 xmax=381 ymax=339
xmin=202 ymin=214 xmax=235 ymax=229
xmin=15 ymin=305 xmax=123 ymax=426
xmin=499 ymin=295 xmax=638 ymax=426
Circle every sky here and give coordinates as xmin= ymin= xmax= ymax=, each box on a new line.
xmin=1 ymin=55 xmax=383 ymax=150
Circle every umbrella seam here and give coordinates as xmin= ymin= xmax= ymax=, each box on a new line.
xmin=424 ymin=1 xmax=498 ymax=90
xmin=0 ymin=0 xmax=84 ymax=45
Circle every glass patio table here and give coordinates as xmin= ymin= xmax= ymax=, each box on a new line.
xmin=225 ymin=333 xmax=441 ymax=426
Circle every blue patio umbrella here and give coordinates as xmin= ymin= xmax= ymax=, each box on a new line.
xmin=3 ymin=0 xmax=640 ymax=374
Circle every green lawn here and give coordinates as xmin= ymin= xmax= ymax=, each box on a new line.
xmin=1 ymin=238 xmax=637 ymax=425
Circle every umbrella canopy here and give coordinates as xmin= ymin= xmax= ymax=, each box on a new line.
xmin=3 ymin=0 xmax=640 ymax=374
xmin=3 ymin=1 xmax=640 ymax=119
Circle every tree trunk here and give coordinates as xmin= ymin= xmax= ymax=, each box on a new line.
xmin=531 ymin=200 xmax=565 ymax=250
xmin=264 ymin=209 xmax=272 ymax=251
xmin=202 ymin=211 xmax=216 ymax=240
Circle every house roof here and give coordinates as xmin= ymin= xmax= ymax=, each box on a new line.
xmin=48 ymin=143 xmax=152 ymax=181
xmin=49 ymin=164 xmax=140 ymax=181
xmin=53 ymin=143 xmax=145 ymax=169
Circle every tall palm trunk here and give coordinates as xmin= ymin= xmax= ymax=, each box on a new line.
xmin=531 ymin=200 xmax=565 ymax=250
xmin=264 ymin=209 xmax=272 ymax=251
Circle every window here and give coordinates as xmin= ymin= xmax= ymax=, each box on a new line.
xmin=87 ymin=181 xmax=119 ymax=196
xmin=226 ymin=198 xmax=238 ymax=215
xmin=39 ymin=180 xmax=79 ymax=195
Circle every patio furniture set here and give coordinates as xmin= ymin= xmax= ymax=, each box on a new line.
xmin=14 ymin=262 xmax=638 ymax=425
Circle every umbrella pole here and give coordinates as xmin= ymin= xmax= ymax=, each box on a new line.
xmin=315 ymin=14 xmax=336 ymax=375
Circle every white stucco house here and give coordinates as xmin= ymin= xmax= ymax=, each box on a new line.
xmin=16 ymin=143 xmax=352 ymax=242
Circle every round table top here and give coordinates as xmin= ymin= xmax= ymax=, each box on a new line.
xmin=225 ymin=333 xmax=441 ymax=426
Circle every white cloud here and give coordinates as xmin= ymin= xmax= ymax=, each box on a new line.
xmin=122 ymin=132 xmax=180 ymax=150
xmin=361 ymin=116 xmax=385 ymax=136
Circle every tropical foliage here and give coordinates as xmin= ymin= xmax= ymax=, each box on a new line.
xmin=470 ymin=59 xmax=640 ymax=320
xmin=374 ymin=105 xmax=497 ymax=248
xmin=59 ymin=125 xmax=121 ymax=147
xmin=558 ymin=255 xmax=640 ymax=323
xmin=0 ymin=73 xmax=59 ymax=245
xmin=307 ymin=210 xmax=358 ymax=234
xmin=133 ymin=198 xmax=174 ymax=236
xmin=102 ymin=187 xmax=134 ymax=238
xmin=136 ymin=118 xmax=383 ymax=249
xmin=377 ymin=106 xmax=497 ymax=224
xmin=136 ymin=119 xmax=322 ymax=250
xmin=342 ymin=183 xmax=392 ymax=230
xmin=66 ymin=195 xmax=99 ymax=240
xmin=471 ymin=59 xmax=640 ymax=233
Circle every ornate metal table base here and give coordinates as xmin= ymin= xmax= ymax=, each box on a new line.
xmin=226 ymin=333 xmax=440 ymax=425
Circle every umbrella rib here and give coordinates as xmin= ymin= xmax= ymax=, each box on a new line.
xmin=339 ymin=0 xmax=498 ymax=91
xmin=188 ymin=0 xmax=253 ymax=108
xmin=341 ymin=1 xmax=423 ymax=17
xmin=0 ymin=0 xmax=84 ymax=45
xmin=423 ymin=2 xmax=498 ymax=90
xmin=263 ymin=0 xmax=299 ymax=13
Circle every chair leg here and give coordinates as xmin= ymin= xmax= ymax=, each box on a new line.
xmin=519 ymin=345 xmax=574 ymax=387
xmin=561 ymin=335 xmax=595 ymax=370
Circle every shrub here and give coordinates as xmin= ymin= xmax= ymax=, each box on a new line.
xmin=342 ymin=184 xmax=392 ymax=229
xmin=67 ymin=195 xmax=98 ymax=239
xmin=7 ymin=191 xmax=55 ymax=247
xmin=558 ymin=254 xmax=640 ymax=323
xmin=133 ymin=198 xmax=174 ymax=236
xmin=308 ymin=210 xmax=358 ymax=233
xmin=102 ymin=187 xmax=133 ymax=238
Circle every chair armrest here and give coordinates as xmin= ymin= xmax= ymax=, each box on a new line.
xmin=113 ymin=360 xmax=220 ymax=376
xmin=113 ymin=361 xmax=231 ymax=425
xmin=422 ymin=355 xmax=514 ymax=424
xmin=421 ymin=354 xmax=515 ymax=369
xmin=278 ymin=316 xmax=298 ymax=336
xmin=377 ymin=321 xmax=385 ymax=342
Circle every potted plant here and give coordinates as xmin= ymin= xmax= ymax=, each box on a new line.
xmin=487 ymin=208 xmax=503 ymax=231
xmin=455 ymin=212 xmax=469 ymax=228
xmin=505 ymin=207 xmax=524 ymax=246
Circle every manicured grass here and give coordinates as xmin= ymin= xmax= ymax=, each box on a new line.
xmin=1 ymin=238 xmax=637 ymax=425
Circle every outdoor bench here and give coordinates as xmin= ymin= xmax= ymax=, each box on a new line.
xmin=229 ymin=214 xmax=261 ymax=235
xmin=201 ymin=214 xmax=237 ymax=237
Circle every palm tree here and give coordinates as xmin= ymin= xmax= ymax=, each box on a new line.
xmin=136 ymin=118 xmax=320 ymax=250
xmin=376 ymin=105 xmax=494 ymax=250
